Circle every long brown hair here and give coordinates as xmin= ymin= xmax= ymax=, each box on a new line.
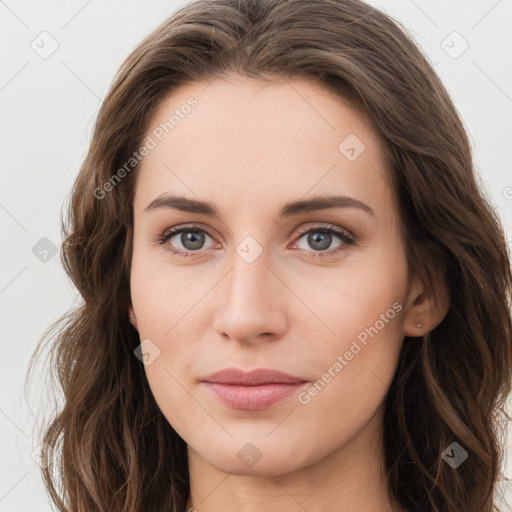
xmin=25 ymin=0 xmax=512 ymax=510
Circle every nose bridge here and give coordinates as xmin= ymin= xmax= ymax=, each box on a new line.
xmin=228 ymin=245 xmax=269 ymax=300
xmin=223 ymin=227 xmax=274 ymax=296
xmin=212 ymin=238 xmax=287 ymax=342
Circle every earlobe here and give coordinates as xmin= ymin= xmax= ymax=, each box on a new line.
xmin=128 ymin=305 xmax=138 ymax=331
xmin=403 ymin=273 xmax=450 ymax=338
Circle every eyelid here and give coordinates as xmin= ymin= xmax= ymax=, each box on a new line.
xmin=159 ymin=221 xmax=353 ymax=241
xmin=293 ymin=222 xmax=354 ymax=240
xmin=159 ymin=222 xmax=217 ymax=241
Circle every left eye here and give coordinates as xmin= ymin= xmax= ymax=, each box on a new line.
xmin=294 ymin=228 xmax=349 ymax=252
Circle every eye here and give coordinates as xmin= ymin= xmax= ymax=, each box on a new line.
xmin=291 ymin=224 xmax=355 ymax=259
xmin=155 ymin=224 xmax=217 ymax=258
xmin=155 ymin=223 xmax=356 ymax=259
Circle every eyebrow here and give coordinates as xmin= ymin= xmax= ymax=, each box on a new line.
xmin=144 ymin=193 xmax=375 ymax=219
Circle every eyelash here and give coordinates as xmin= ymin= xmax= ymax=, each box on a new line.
xmin=154 ymin=223 xmax=356 ymax=260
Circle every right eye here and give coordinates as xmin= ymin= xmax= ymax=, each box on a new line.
xmin=155 ymin=225 xmax=218 ymax=258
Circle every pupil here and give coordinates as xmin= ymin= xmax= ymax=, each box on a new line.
xmin=308 ymin=231 xmax=331 ymax=250
xmin=182 ymin=231 xmax=205 ymax=250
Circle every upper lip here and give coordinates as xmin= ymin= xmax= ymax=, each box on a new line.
xmin=201 ymin=368 xmax=307 ymax=385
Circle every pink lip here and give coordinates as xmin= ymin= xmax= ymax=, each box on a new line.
xmin=201 ymin=368 xmax=308 ymax=410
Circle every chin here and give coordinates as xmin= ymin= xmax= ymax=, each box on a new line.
xmin=195 ymin=439 xmax=314 ymax=477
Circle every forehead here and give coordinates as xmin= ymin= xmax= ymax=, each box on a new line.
xmin=134 ymin=76 xmax=394 ymax=220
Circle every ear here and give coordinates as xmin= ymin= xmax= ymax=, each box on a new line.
xmin=128 ymin=305 xmax=138 ymax=331
xmin=402 ymin=270 xmax=450 ymax=338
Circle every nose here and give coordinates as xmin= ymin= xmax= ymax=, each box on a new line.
xmin=212 ymin=248 xmax=288 ymax=345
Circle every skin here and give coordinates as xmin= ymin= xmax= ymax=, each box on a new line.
xmin=128 ymin=75 xmax=449 ymax=512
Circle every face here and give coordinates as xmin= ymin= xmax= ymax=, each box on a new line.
xmin=129 ymin=75 xmax=417 ymax=476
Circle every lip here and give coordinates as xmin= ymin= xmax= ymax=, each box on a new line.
xmin=201 ymin=368 xmax=308 ymax=410
xmin=202 ymin=368 xmax=306 ymax=385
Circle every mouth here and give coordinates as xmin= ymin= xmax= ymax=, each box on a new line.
xmin=200 ymin=367 xmax=308 ymax=410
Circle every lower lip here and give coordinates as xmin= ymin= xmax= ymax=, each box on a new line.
xmin=202 ymin=382 xmax=307 ymax=410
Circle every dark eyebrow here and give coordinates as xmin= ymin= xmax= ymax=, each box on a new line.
xmin=144 ymin=193 xmax=375 ymax=219
xmin=278 ymin=195 xmax=375 ymax=219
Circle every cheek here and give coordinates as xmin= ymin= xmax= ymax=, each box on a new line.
xmin=296 ymin=302 xmax=405 ymax=441
xmin=143 ymin=361 xmax=200 ymax=444
xmin=293 ymin=259 xmax=406 ymax=344
xmin=296 ymin=265 xmax=406 ymax=415
xmin=129 ymin=243 xmax=187 ymax=332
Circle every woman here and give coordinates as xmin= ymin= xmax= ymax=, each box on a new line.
xmin=26 ymin=0 xmax=512 ymax=511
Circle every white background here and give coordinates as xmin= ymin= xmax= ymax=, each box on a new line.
xmin=1 ymin=0 xmax=511 ymax=510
